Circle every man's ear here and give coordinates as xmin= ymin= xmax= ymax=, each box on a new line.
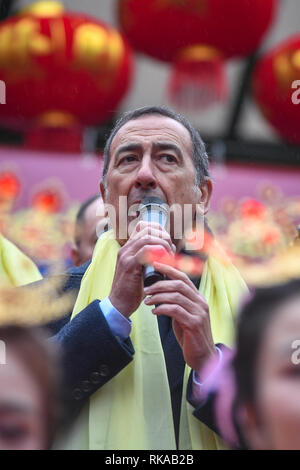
xmin=71 ymin=245 xmax=81 ymax=267
xmin=100 ymin=181 xmax=106 ymax=202
xmin=198 ymin=177 xmax=213 ymax=215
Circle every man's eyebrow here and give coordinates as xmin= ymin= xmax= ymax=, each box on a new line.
xmin=114 ymin=141 xmax=184 ymax=159
xmin=153 ymin=142 xmax=183 ymax=160
xmin=115 ymin=142 xmax=142 ymax=158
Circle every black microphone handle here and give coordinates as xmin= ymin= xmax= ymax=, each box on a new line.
xmin=143 ymin=264 xmax=165 ymax=287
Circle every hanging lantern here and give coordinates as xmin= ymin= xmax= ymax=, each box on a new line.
xmin=118 ymin=0 xmax=277 ymax=109
xmin=0 ymin=1 xmax=134 ymax=151
xmin=253 ymin=34 xmax=300 ymax=145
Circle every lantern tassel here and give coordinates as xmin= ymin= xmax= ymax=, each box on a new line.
xmin=24 ymin=111 xmax=83 ymax=153
xmin=167 ymin=45 xmax=228 ymax=110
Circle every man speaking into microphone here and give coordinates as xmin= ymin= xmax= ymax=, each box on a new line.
xmin=49 ymin=106 xmax=247 ymax=450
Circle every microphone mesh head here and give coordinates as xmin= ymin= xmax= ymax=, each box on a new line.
xmin=138 ymin=197 xmax=168 ymax=227
xmin=140 ymin=196 xmax=165 ymax=207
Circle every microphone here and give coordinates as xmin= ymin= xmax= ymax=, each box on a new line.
xmin=138 ymin=197 xmax=169 ymax=287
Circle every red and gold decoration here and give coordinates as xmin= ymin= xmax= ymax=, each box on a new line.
xmin=0 ymin=1 xmax=133 ymax=151
xmin=31 ymin=187 xmax=63 ymax=214
xmin=253 ymin=34 xmax=300 ymax=145
xmin=0 ymin=170 xmax=22 ymax=230
xmin=0 ymin=171 xmax=21 ymax=202
xmin=118 ymin=0 xmax=277 ymax=109
xmin=0 ymin=169 xmax=76 ymax=263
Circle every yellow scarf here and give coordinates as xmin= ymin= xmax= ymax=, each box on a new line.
xmin=58 ymin=230 xmax=248 ymax=450
xmin=0 ymin=234 xmax=42 ymax=287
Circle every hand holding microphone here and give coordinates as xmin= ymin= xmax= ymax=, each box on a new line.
xmin=108 ymin=197 xmax=173 ymax=318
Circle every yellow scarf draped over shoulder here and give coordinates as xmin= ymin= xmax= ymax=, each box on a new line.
xmin=59 ymin=230 xmax=248 ymax=450
xmin=0 ymin=234 xmax=42 ymax=287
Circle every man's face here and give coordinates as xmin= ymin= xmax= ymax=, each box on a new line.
xmin=100 ymin=115 xmax=212 ymax=245
xmin=72 ymin=198 xmax=106 ymax=266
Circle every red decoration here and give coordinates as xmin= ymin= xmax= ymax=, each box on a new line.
xmin=253 ymin=34 xmax=300 ymax=145
xmin=0 ymin=171 xmax=21 ymax=200
xmin=31 ymin=188 xmax=62 ymax=213
xmin=0 ymin=1 xmax=134 ymax=151
xmin=240 ymin=199 xmax=267 ymax=220
xmin=118 ymin=0 xmax=277 ymax=109
xmin=168 ymin=45 xmax=227 ymax=109
xmin=263 ymin=228 xmax=281 ymax=246
xmin=143 ymin=247 xmax=205 ymax=277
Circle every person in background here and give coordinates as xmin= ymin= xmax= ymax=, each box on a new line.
xmin=0 ymin=233 xmax=42 ymax=287
xmin=71 ymin=195 xmax=107 ymax=267
xmin=234 ymin=279 xmax=300 ymax=450
xmin=194 ymin=278 xmax=300 ymax=450
xmin=0 ymin=325 xmax=60 ymax=450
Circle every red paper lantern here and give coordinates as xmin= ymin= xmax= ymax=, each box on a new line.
xmin=118 ymin=0 xmax=277 ymax=109
xmin=253 ymin=34 xmax=300 ymax=145
xmin=0 ymin=1 xmax=133 ymax=149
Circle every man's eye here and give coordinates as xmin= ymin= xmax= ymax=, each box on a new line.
xmin=159 ymin=154 xmax=177 ymax=163
xmin=120 ymin=155 xmax=138 ymax=164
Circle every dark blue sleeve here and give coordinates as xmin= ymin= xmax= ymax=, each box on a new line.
xmin=50 ymin=300 xmax=134 ymax=423
xmin=186 ymin=371 xmax=219 ymax=435
xmin=186 ymin=343 xmax=231 ymax=437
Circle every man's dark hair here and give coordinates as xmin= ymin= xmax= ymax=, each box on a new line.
xmin=102 ymin=105 xmax=210 ymax=186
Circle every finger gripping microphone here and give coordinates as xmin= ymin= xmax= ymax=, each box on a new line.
xmin=138 ymin=197 xmax=169 ymax=287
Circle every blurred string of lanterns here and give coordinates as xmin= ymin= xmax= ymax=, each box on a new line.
xmin=118 ymin=0 xmax=278 ymax=110
xmin=0 ymin=0 xmax=134 ymax=152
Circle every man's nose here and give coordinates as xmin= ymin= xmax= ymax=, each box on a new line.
xmin=134 ymin=157 xmax=157 ymax=189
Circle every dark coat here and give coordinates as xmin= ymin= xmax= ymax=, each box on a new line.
xmin=37 ymin=261 xmax=220 ymax=447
